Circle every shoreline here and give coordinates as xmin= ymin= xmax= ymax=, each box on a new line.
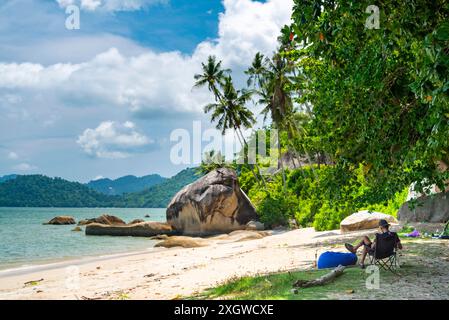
xmin=0 ymin=246 xmax=166 ymax=278
xmin=0 ymin=227 xmax=381 ymax=300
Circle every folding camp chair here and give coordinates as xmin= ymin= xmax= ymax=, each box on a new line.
xmin=369 ymin=233 xmax=400 ymax=273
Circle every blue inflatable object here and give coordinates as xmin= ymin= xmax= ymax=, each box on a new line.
xmin=317 ymin=251 xmax=358 ymax=269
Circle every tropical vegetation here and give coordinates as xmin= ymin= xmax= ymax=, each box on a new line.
xmin=195 ymin=0 xmax=448 ymax=230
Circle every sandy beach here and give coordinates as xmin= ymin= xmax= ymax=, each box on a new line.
xmin=0 ymin=227 xmax=383 ymax=300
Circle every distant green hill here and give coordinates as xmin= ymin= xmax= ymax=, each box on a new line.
xmin=0 ymin=168 xmax=200 ymax=208
xmin=0 ymin=174 xmax=17 ymax=183
xmin=123 ymin=168 xmax=200 ymax=208
xmin=0 ymin=175 xmax=121 ymax=207
xmin=87 ymin=174 xmax=167 ymax=195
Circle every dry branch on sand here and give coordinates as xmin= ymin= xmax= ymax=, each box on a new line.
xmin=293 ymin=265 xmax=346 ymax=288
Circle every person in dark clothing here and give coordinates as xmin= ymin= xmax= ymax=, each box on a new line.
xmin=345 ymin=219 xmax=403 ymax=268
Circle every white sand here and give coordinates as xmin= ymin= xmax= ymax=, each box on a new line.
xmin=0 ymin=228 xmax=377 ymax=300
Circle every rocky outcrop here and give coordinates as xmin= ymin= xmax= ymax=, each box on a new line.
xmin=129 ymin=219 xmax=144 ymax=225
xmin=154 ymin=236 xmax=209 ymax=248
xmin=246 ymin=220 xmax=265 ymax=231
xmin=340 ymin=211 xmax=398 ymax=233
xmin=78 ymin=214 xmax=126 ymax=226
xmin=44 ymin=216 xmax=76 ymax=225
xmin=398 ymin=192 xmax=449 ymax=223
xmin=85 ymin=221 xmax=175 ymax=237
xmin=166 ymin=168 xmax=259 ymax=236
xmin=154 ymin=230 xmax=271 ymax=248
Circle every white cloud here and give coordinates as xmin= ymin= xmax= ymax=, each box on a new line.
xmin=7 ymin=152 xmax=19 ymax=160
xmin=13 ymin=163 xmax=37 ymax=171
xmin=0 ymin=0 xmax=293 ymax=123
xmin=56 ymin=0 xmax=168 ymax=12
xmin=77 ymin=121 xmax=155 ymax=159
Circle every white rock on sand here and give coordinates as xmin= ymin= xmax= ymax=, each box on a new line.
xmin=340 ymin=210 xmax=398 ymax=233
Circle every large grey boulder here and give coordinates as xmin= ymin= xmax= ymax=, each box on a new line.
xmin=398 ymin=192 xmax=449 ymax=223
xmin=166 ymin=168 xmax=259 ymax=235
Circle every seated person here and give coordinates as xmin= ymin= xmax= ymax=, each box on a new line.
xmin=345 ymin=219 xmax=402 ymax=268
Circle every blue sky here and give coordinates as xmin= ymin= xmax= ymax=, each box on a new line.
xmin=0 ymin=0 xmax=292 ymax=182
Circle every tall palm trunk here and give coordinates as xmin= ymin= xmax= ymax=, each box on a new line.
xmin=213 ymin=87 xmax=266 ymax=189
xmin=236 ymin=126 xmax=267 ymax=188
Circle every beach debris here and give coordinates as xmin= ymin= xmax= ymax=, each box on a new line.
xmin=80 ymin=296 xmax=102 ymax=300
xmin=144 ymin=273 xmax=156 ymax=278
xmin=24 ymin=278 xmax=44 ymax=287
xmin=293 ymin=265 xmax=346 ymax=288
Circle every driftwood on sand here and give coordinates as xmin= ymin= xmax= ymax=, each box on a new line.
xmin=293 ymin=265 xmax=346 ymax=288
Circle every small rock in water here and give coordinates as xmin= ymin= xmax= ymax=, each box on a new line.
xmin=291 ymin=289 xmax=299 ymax=295
xmin=72 ymin=226 xmax=82 ymax=232
xmin=45 ymin=216 xmax=76 ymax=225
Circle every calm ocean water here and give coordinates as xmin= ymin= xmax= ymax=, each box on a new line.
xmin=0 ymin=207 xmax=166 ymax=270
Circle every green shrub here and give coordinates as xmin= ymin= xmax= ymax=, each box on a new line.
xmin=240 ymin=165 xmax=408 ymax=231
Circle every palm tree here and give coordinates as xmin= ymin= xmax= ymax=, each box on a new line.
xmin=194 ymin=56 xmax=229 ymax=102
xmin=252 ymin=54 xmax=294 ymax=191
xmin=245 ymin=52 xmax=267 ymax=88
xmin=209 ymin=77 xmax=268 ymax=187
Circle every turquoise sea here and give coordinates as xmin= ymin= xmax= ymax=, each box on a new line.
xmin=0 ymin=207 xmax=166 ymax=271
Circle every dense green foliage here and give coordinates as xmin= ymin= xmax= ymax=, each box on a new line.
xmin=87 ymin=174 xmax=166 ymax=195
xmin=0 ymin=169 xmax=199 ymax=208
xmin=0 ymin=175 xmax=121 ymax=207
xmin=289 ymin=0 xmax=449 ymax=201
xmin=242 ymin=166 xmax=407 ymax=230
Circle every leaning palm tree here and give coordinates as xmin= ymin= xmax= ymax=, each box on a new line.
xmin=202 ymin=76 xmax=266 ymax=187
xmin=249 ymin=50 xmax=318 ymax=190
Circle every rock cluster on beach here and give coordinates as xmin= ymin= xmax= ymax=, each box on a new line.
xmin=166 ymin=168 xmax=260 ymax=236
xmin=81 ymin=169 xmax=263 ymax=240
